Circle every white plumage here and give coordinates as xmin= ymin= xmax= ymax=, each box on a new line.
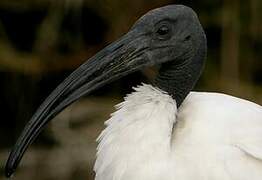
xmin=95 ymin=83 xmax=262 ymax=180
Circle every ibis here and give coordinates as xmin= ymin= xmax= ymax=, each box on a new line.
xmin=5 ymin=5 xmax=262 ymax=180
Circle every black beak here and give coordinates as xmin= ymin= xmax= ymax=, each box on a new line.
xmin=5 ymin=30 xmax=150 ymax=177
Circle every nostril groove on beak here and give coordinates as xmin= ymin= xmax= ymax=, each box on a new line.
xmin=111 ymin=43 xmax=124 ymax=52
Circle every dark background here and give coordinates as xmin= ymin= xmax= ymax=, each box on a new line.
xmin=0 ymin=0 xmax=261 ymax=179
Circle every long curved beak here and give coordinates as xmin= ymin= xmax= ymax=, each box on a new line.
xmin=5 ymin=30 xmax=150 ymax=177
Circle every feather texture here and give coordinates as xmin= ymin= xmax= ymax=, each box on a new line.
xmin=95 ymin=84 xmax=262 ymax=180
xmin=95 ymin=84 xmax=177 ymax=180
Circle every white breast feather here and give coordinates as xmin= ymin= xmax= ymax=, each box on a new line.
xmin=94 ymin=83 xmax=177 ymax=180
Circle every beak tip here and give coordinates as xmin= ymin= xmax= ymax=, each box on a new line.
xmin=5 ymin=155 xmax=17 ymax=178
xmin=5 ymin=165 xmax=14 ymax=178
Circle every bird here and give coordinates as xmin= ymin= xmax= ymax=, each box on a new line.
xmin=5 ymin=4 xmax=262 ymax=180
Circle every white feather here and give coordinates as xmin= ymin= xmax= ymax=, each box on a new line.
xmin=94 ymin=83 xmax=262 ymax=180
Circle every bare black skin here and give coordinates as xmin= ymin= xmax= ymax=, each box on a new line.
xmin=5 ymin=5 xmax=206 ymax=177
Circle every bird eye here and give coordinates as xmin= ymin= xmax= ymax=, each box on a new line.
xmin=155 ymin=23 xmax=172 ymax=40
xmin=157 ymin=25 xmax=169 ymax=35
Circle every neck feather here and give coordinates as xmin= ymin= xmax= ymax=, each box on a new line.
xmin=94 ymin=84 xmax=177 ymax=180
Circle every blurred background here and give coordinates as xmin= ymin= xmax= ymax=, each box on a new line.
xmin=0 ymin=0 xmax=261 ymax=179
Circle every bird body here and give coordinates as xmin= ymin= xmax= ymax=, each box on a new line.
xmin=95 ymin=84 xmax=262 ymax=180
xmin=5 ymin=5 xmax=262 ymax=180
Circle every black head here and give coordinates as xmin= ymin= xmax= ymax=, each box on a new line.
xmin=131 ymin=5 xmax=207 ymax=105
xmin=5 ymin=5 xmax=206 ymax=177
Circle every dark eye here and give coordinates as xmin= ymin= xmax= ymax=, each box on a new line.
xmin=157 ymin=25 xmax=169 ymax=36
xmin=155 ymin=23 xmax=172 ymax=40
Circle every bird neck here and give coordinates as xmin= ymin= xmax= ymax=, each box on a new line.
xmin=94 ymin=84 xmax=177 ymax=180
xmin=155 ymin=35 xmax=207 ymax=107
